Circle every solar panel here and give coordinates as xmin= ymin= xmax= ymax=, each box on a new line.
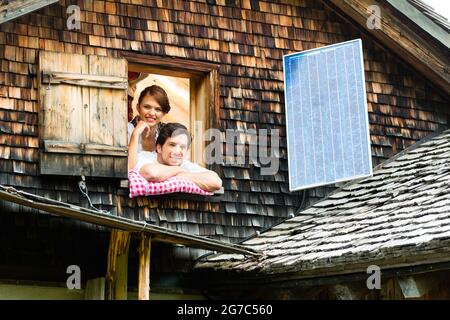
xmin=283 ymin=39 xmax=372 ymax=191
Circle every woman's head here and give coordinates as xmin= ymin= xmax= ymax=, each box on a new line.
xmin=136 ymin=85 xmax=171 ymax=126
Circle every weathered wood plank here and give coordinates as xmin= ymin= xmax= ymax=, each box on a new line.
xmin=88 ymin=55 xmax=128 ymax=148
xmin=123 ymin=52 xmax=219 ymax=73
xmin=85 ymin=277 xmax=106 ymax=300
xmin=138 ymin=233 xmax=152 ymax=300
xmin=39 ymin=51 xmax=88 ymax=143
xmin=40 ymin=153 xmax=127 ymax=177
xmin=40 ymin=153 xmax=90 ymax=176
xmin=190 ymin=77 xmax=207 ymax=166
xmin=38 ymin=51 xmax=128 ymax=177
xmin=89 ymin=156 xmax=126 ymax=178
xmin=43 ymin=140 xmax=127 ymax=156
xmin=42 ymin=72 xmax=128 ymax=89
xmin=106 ymin=230 xmax=130 ymax=300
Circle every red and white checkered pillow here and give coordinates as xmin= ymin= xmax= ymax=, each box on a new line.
xmin=128 ymin=170 xmax=213 ymax=198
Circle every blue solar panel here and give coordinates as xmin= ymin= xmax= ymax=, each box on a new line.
xmin=283 ymin=39 xmax=372 ymax=191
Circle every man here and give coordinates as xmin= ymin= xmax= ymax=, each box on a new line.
xmin=135 ymin=123 xmax=222 ymax=192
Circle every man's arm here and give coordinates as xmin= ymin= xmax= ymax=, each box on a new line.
xmin=177 ymin=171 xmax=222 ymax=192
xmin=139 ymin=163 xmax=185 ymax=182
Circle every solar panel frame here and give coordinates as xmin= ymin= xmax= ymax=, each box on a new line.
xmin=283 ymin=39 xmax=373 ymax=192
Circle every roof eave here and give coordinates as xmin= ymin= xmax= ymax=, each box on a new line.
xmin=324 ymin=0 xmax=450 ymax=94
xmin=195 ymin=258 xmax=450 ymax=296
xmin=0 ymin=185 xmax=259 ymax=256
xmin=0 ymin=0 xmax=60 ymax=25
xmin=386 ymin=0 xmax=450 ymax=49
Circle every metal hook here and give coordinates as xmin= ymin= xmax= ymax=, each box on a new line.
xmin=46 ymin=73 xmax=53 ymax=91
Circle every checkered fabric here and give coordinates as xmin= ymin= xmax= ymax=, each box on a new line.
xmin=128 ymin=169 xmax=213 ymax=198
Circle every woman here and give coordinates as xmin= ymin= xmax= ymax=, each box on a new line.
xmin=128 ymin=85 xmax=171 ymax=170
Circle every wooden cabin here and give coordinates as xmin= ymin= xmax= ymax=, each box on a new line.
xmin=0 ymin=0 xmax=448 ymax=299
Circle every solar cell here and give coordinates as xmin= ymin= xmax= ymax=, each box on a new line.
xmin=283 ymin=39 xmax=372 ymax=191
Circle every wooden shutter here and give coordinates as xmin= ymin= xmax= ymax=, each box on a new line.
xmin=38 ymin=51 xmax=128 ymax=178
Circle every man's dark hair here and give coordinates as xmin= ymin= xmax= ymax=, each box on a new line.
xmin=156 ymin=123 xmax=192 ymax=148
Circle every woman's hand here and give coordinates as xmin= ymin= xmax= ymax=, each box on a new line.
xmin=132 ymin=120 xmax=151 ymax=138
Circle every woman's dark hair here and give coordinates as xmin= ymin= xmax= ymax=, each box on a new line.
xmin=137 ymin=85 xmax=171 ymax=113
xmin=156 ymin=123 xmax=192 ymax=148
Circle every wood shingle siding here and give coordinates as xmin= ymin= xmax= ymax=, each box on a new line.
xmin=0 ymin=0 xmax=448 ymax=251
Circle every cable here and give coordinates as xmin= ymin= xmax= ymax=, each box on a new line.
xmin=295 ymin=189 xmax=308 ymax=215
xmin=78 ymin=176 xmax=110 ymax=215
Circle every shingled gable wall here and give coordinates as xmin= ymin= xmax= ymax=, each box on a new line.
xmin=0 ymin=0 xmax=448 ymax=275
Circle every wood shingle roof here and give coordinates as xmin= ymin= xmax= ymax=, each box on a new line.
xmin=406 ymin=0 xmax=450 ymax=31
xmin=196 ymin=129 xmax=450 ymax=275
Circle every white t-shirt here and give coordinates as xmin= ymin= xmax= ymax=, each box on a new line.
xmin=135 ymin=151 xmax=208 ymax=174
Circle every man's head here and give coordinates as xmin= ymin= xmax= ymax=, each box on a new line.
xmin=156 ymin=123 xmax=192 ymax=166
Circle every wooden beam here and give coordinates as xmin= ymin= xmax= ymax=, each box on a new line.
xmin=42 ymin=72 xmax=128 ymax=90
xmin=0 ymin=185 xmax=259 ymax=256
xmin=138 ymin=233 xmax=152 ymax=300
xmin=123 ymin=52 xmax=219 ymax=74
xmin=325 ymin=0 xmax=450 ymax=93
xmin=129 ymin=63 xmax=201 ymax=80
xmin=196 ymin=259 xmax=450 ymax=295
xmin=209 ymin=68 xmax=220 ymax=133
xmin=43 ymin=140 xmax=128 ymax=157
xmin=385 ymin=0 xmax=449 ymax=49
xmin=106 ymin=230 xmax=131 ymax=300
xmin=209 ymin=67 xmax=223 ymax=178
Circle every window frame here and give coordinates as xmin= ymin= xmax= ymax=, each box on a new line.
xmin=122 ymin=52 xmax=220 ymax=170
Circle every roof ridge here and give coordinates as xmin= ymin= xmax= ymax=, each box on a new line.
xmin=406 ymin=0 xmax=450 ymax=31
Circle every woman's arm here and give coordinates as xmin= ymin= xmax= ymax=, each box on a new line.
xmin=128 ymin=121 xmax=151 ymax=170
xmin=139 ymin=163 xmax=186 ymax=182
xmin=128 ymin=133 xmax=139 ymax=170
xmin=176 ymin=171 xmax=222 ymax=192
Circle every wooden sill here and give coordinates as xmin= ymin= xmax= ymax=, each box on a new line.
xmin=119 ymin=180 xmax=224 ymax=202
